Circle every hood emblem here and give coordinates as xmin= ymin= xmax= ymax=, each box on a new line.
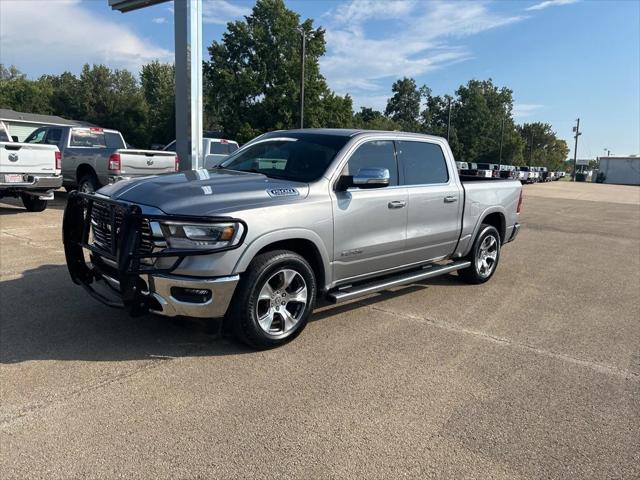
xmin=268 ymin=187 xmax=299 ymax=198
xmin=8 ymin=153 xmax=18 ymax=162
xmin=146 ymin=159 xmax=154 ymax=166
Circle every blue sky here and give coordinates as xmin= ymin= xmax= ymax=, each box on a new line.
xmin=1 ymin=0 xmax=638 ymax=157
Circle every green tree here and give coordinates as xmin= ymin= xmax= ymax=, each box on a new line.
xmin=352 ymin=107 xmax=400 ymax=130
xmin=204 ymin=0 xmax=352 ymax=142
xmin=517 ymin=122 xmax=569 ymax=170
xmin=421 ymin=79 xmax=525 ymax=164
xmin=0 ymin=65 xmax=53 ymax=114
xmin=39 ymin=72 xmax=84 ymax=121
xmin=141 ymin=61 xmax=175 ymax=146
xmin=384 ymin=77 xmax=424 ymax=131
xmin=79 ymin=64 xmax=149 ymax=147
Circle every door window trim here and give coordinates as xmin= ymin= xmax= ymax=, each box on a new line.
xmin=395 ymin=139 xmax=454 ymax=188
xmin=330 ymin=136 xmax=403 ymax=192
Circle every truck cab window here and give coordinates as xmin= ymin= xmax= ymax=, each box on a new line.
xmin=397 ymin=141 xmax=449 ymax=185
xmin=45 ymin=128 xmax=62 ymax=145
xmin=25 ymin=128 xmax=47 ymax=144
xmin=342 ymin=140 xmax=398 ymax=186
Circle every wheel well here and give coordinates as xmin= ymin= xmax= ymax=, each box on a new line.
xmin=76 ymin=164 xmax=97 ymax=183
xmin=482 ymin=212 xmax=506 ymax=243
xmin=255 ymin=239 xmax=325 ymax=289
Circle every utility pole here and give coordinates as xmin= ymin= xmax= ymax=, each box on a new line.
xmin=529 ymin=131 xmax=534 ymax=166
xmin=447 ymin=98 xmax=452 ymax=143
xmin=572 ymin=118 xmax=581 ymax=181
xmin=298 ymin=28 xmax=306 ymax=129
xmin=499 ymin=115 xmax=505 ymax=164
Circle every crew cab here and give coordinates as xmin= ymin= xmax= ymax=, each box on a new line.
xmin=163 ymin=137 xmax=240 ymax=168
xmin=0 ymin=121 xmax=62 ymax=211
xmin=63 ymin=129 xmax=522 ymax=348
xmin=23 ymin=126 xmax=178 ymax=193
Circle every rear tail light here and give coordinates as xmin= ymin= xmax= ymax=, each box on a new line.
xmin=517 ymin=190 xmax=524 ymax=213
xmin=55 ymin=151 xmax=61 ymax=170
xmin=108 ymin=153 xmax=121 ymax=172
xmin=175 ymin=155 xmax=180 ymax=172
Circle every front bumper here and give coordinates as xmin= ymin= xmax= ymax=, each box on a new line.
xmin=62 ymin=191 xmax=246 ymax=317
xmin=0 ymin=174 xmax=62 ymax=191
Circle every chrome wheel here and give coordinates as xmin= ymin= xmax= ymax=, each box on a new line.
xmin=476 ymin=234 xmax=499 ymax=278
xmin=256 ymin=268 xmax=308 ymax=335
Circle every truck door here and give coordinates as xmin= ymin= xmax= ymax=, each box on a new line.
xmin=397 ymin=140 xmax=462 ymax=263
xmin=331 ymin=139 xmax=408 ymax=283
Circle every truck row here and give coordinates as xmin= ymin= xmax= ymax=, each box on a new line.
xmin=456 ymin=161 xmax=566 ymax=183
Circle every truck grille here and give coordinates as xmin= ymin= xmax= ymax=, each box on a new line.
xmin=90 ymin=201 xmax=153 ymax=255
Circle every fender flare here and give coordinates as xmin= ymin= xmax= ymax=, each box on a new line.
xmin=463 ymin=206 xmax=507 ymax=256
xmin=232 ymin=228 xmax=332 ymax=287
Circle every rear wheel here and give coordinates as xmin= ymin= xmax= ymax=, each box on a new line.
xmin=78 ymin=174 xmax=99 ymax=194
xmin=458 ymin=224 xmax=501 ymax=284
xmin=228 ymin=250 xmax=317 ymax=349
xmin=21 ymin=193 xmax=48 ymax=212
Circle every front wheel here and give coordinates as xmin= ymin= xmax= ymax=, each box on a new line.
xmin=21 ymin=193 xmax=48 ymax=212
xmin=458 ymin=224 xmax=501 ymax=284
xmin=228 ymin=250 xmax=317 ymax=349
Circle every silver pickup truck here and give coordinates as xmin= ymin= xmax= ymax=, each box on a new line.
xmin=24 ymin=126 xmax=178 ymax=193
xmin=63 ymin=129 xmax=522 ymax=348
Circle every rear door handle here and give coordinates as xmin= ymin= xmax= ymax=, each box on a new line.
xmin=444 ymin=196 xmax=458 ymax=203
xmin=388 ymin=200 xmax=407 ymax=209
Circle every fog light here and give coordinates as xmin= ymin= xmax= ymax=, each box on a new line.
xmin=170 ymin=287 xmax=212 ymax=303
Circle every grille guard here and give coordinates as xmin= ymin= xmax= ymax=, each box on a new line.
xmin=62 ymin=191 xmax=246 ymax=316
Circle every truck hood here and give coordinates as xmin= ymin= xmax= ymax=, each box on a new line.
xmin=97 ymin=168 xmax=310 ymax=216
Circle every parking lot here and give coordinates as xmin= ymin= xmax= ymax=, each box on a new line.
xmin=1 ymin=181 xmax=638 ymax=478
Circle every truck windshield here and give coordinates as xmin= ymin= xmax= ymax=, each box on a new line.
xmin=220 ymin=134 xmax=349 ymax=182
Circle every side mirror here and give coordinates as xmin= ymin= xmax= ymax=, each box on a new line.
xmin=353 ymin=167 xmax=390 ymax=188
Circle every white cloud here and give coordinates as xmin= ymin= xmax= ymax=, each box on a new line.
xmin=152 ymin=17 xmax=168 ymax=24
xmin=0 ymin=0 xmax=171 ymax=76
xmin=203 ymin=0 xmax=251 ymax=25
xmin=525 ymin=0 xmax=579 ymax=12
xmin=321 ymin=1 xmax=524 ymax=108
xmin=513 ymin=103 xmax=544 ymax=119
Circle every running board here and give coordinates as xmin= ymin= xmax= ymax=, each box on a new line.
xmin=327 ymin=260 xmax=471 ymax=304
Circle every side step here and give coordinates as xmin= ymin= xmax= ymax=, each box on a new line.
xmin=327 ymin=260 xmax=471 ymax=304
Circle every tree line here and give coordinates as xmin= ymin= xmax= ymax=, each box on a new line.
xmin=0 ymin=0 xmax=568 ymax=171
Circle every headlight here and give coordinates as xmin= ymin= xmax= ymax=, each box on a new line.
xmin=159 ymin=221 xmax=243 ymax=250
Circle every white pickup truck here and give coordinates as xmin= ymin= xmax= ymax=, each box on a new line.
xmin=23 ymin=126 xmax=179 ymax=193
xmin=0 ymin=121 xmax=62 ymax=211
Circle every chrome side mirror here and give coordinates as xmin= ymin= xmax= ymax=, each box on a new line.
xmin=352 ymin=168 xmax=390 ymax=188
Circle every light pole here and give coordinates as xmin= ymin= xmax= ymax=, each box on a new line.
xmin=572 ymin=118 xmax=581 ymax=181
xmin=447 ymin=98 xmax=454 ymax=143
xmin=529 ymin=131 xmax=535 ymax=166
xmin=297 ymin=27 xmax=306 ymax=129
xmin=499 ymin=115 xmax=505 ymax=164
xmin=604 ymin=148 xmax=611 ymax=157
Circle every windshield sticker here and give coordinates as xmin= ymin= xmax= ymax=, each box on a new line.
xmin=267 ymin=187 xmax=299 ymax=198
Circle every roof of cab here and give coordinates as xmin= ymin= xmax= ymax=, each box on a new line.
xmin=265 ymin=128 xmax=446 ymax=141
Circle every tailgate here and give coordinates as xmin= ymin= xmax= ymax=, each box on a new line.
xmin=118 ymin=150 xmax=177 ymax=176
xmin=0 ymin=142 xmax=58 ymax=174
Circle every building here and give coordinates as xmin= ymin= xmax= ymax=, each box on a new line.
xmin=0 ymin=109 xmax=94 ymax=141
xmin=598 ymin=156 xmax=640 ymax=186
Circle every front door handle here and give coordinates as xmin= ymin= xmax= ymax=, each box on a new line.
xmin=388 ymin=200 xmax=407 ymax=209
xmin=444 ymin=196 xmax=458 ymax=203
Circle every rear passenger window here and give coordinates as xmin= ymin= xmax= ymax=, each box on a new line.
xmin=105 ymin=131 xmax=125 ymax=149
xmin=45 ymin=128 xmax=62 ymax=145
xmin=342 ymin=140 xmax=398 ymax=186
xmin=398 ymin=141 xmax=449 ymax=185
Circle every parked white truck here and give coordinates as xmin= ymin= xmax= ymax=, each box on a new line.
xmin=23 ymin=126 xmax=179 ymax=193
xmin=0 ymin=121 xmax=62 ymax=211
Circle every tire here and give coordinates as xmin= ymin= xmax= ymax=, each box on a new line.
xmin=228 ymin=250 xmax=317 ymax=349
xmin=78 ymin=174 xmax=99 ymax=194
xmin=21 ymin=193 xmax=48 ymax=212
xmin=458 ymin=224 xmax=501 ymax=284
xmin=64 ymin=185 xmax=75 ymax=193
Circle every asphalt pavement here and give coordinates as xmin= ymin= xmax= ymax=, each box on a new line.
xmin=1 ymin=181 xmax=638 ymax=479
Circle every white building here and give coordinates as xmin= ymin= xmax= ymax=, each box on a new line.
xmin=598 ymin=156 xmax=640 ymax=186
xmin=0 ymin=109 xmax=93 ymax=142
